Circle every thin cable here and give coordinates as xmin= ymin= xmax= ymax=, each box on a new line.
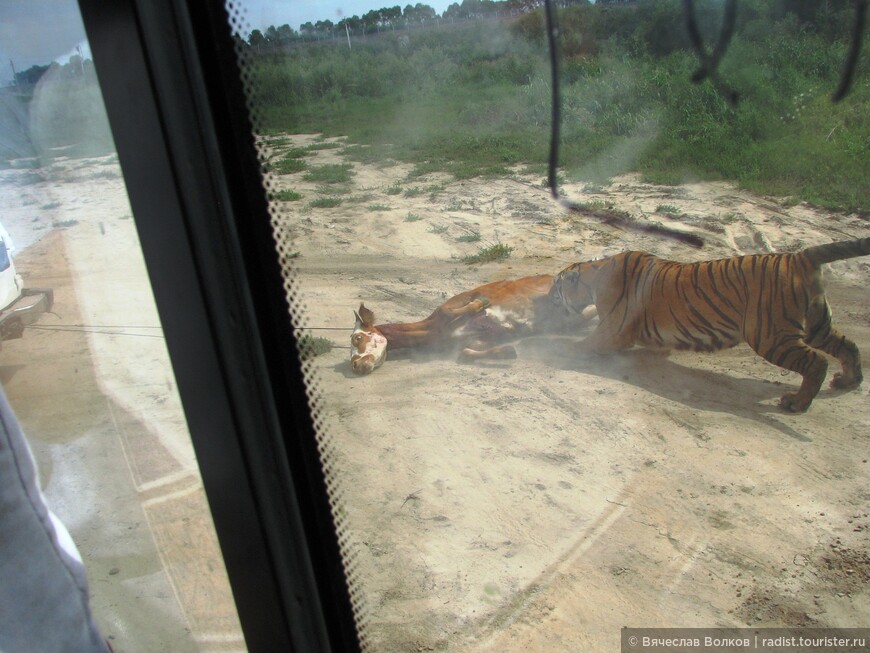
xmin=36 ymin=323 xmax=163 ymax=329
xmin=542 ymin=0 xmax=704 ymax=249
xmin=833 ymin=0 xmax=868 ymax=102
xmin=29 ymin=325 xmax=165 ymax=338
xmin=544 ymin=0 xmax=561 ymax=198
xmin=684 ymin=0 xmax=739 ymax=104
xmin=295 ymin=326 xmax=352 ymax=331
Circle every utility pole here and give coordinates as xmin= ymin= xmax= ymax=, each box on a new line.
xmin=345 ymin=22 xmax=352 ymax=50
xmin=9 ymin=60 xmax=16 ymax=89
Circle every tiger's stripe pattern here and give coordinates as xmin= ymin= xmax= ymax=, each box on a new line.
xmin=549 ymin=238 xmax=870 ymax=412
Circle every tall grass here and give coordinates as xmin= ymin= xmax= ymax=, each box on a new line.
xmin=246 ymin=1 xmax=870 ymax=211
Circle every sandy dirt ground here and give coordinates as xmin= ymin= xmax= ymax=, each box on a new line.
xmin=264 ymin=134 xmax=870 ymax=652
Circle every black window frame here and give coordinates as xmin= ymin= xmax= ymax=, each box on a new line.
xmin=77 ymin=2 xmax=360 ymax=651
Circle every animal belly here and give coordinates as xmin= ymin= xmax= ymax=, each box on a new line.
xmin=639 ymin=324 xmax=741 ymax=352
xmin=454 ymin=307 xmax=533 ymax=342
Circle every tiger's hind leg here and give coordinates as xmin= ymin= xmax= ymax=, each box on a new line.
xmin=752 ymin=330 xmax=829 ymax=413
xmin=804 ymin=296 xmax=863 ymax=390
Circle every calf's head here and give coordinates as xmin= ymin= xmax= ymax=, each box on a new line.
xmin=350 ymin=303 xmax=388 ymax=375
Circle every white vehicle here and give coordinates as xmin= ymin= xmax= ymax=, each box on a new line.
xmin=0 ymin=223 xmax=52 ymax=344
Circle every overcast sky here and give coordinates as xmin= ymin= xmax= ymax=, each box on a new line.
xmin=0 ymin=0 xmax=88 ymax=84
xmin=238 ymin=0 xmax=458 ymax=33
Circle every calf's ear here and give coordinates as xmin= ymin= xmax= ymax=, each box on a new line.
xmin=357 ymin=303 xmax=376 ymax=328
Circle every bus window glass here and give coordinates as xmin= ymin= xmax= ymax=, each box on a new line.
xmin=233 ymin=2 xmax=870 ymax=651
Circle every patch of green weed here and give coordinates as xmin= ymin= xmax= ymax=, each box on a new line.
xmin=303 ymin=163 xmax=355 ymax=184
xmin=306 ymin=142 xmax=342 ymax=151
xmin=309 ymin=197 xmax=343 ymax=208
xmin=315 ymin=184 xmax=351 ymax=196
xmin=273 ymin=157 xmax=306 ymax=175
xmin=270 ymin=189 xmax=303 ymax=201
xmin=297 ymin=334 xmax=333 ymax=359
xmin=462 ymin=243 xmax=513 ymax=264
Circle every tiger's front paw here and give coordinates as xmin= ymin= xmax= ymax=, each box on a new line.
xmin=779 ymin=392 xmax=811 ymax=413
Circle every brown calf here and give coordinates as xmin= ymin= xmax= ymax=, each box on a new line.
xmin=350 ymin=274 xmax=594 ymax=375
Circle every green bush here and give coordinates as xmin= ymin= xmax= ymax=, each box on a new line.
xmin=462 ymin=243 xmax=513 ymax=264
xmin=309 ymin=197 xmax=343 ymax=208
xmin=243 ymin=2 xmax=870 ymax=210
xmin=273 ymin=157 xmax=306 ymax=174
xmin=297 ymin=334 xmax=333 ymax=359
xmin=303 ymin=163 xmax=354 ymax=183
xmin=270 ymin=189 xmax=302 ymax=201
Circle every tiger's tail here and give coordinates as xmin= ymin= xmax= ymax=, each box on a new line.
xmin=801 ymin=237 xmax=870 ymax=268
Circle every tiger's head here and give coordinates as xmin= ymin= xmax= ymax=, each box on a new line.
xmin=549 ymin=263 xmax=596 ymax=316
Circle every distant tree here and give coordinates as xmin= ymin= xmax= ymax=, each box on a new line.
xmin=363 ymin=9 xmax=384 ymax=32
xmin=403 ymin=2 xmax=436 ymax=25
xmin=443 ymin=0 xmax=507 ymax=21
xmin=461 ymin=0 xmax=482 ymax=19
xmin=314 ymin=19 xmax=334 ymax=39
xmin=382 ymin=5 xmax=402 ymax=28
xmin=15 ymin=64 xmax=51 ymax=87
xmin=232 ymin=33 xmax=248 ymax=51
xmin=264 ymin=25 xmax=280 ymax=46
xmin=299 ymin=21 xmax=315 ymax=40
xmin=276 ymin=23 xmax=296 ymax=44
xmin=415 ymin=2 xmax=437 ymax=24
xmin=337 ymin=15 xmax=364 ymax=36
xmin=347 ymin=15 xmax=363 ymax=33
xmin=248 ymin=29 xmax=265 ymax=50
xmin=444 ymin=2 xmax=462 ymax=21
xmin=66 ymin=54 xmax=84 ymax=77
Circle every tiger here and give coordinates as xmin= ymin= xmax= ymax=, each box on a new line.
xmin=549 ymin=238 xmax=870 ymax=412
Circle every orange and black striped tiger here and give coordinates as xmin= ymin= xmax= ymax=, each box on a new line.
xmin=549 ymin=238 xmax=870 ymax=412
